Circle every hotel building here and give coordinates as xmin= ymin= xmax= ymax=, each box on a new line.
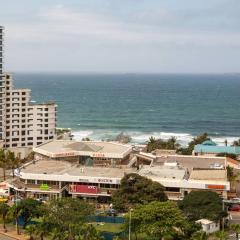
xmin=0 ymin=26 xmax=5 ymax=141
xmin=0 ymin=27 xmax=57 ymax=148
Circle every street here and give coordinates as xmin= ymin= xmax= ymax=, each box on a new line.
xmin=0 ymin=233 xmax=16 ymax=240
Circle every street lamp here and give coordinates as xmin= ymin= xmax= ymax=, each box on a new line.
xmin=129 ymin=208 xmax=133 ymax=240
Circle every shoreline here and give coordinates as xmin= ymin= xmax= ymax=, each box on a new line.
xmin=71 ymin=129 xmax=239 ymax=146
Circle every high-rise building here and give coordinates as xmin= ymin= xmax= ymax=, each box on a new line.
xmin=0 ymin=27 xmax=57 ymax=148
xmin=0 ymin=26 xmax=5 ymax=142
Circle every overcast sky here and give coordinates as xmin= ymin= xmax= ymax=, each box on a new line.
xmin=1 ymin=0 xmax=240 ymax=73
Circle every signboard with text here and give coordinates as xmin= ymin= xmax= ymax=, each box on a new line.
xmin=69 ymin=185 xmax=99 ymax=194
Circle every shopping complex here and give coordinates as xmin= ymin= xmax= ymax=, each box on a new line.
xmin=2 ymin=139 xmax=235 ymax=202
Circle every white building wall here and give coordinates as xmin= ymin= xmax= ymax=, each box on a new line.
xmin=4 ymin=73 xmax=57 ymax=148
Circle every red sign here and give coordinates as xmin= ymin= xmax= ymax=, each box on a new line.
xmin=206 ymin=185 xmax=225 ymax=190
xmin=69 ymin=185 xmax=99 ymax=194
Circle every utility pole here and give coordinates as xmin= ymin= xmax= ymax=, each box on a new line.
xmin=129 ymin=209 xmax=133 ymax=240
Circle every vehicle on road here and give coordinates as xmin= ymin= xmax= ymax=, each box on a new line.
xmin=229 ymin=204 xmax=240 ymax=211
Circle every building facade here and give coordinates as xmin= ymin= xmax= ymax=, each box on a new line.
xmin=4 ymin=74 xmax=57 ymax=148
xmin=0 ymin=26 xmax=5 ymax=141
xmin=0 ymin=27 xmax=57 ymax=148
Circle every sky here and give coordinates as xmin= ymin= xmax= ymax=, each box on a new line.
xmin=0 ymin=0 xmax=240 ymax=73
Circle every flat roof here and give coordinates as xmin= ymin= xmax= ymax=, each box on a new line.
xmin=20 ymin=160 xmax=134 ymax=179
xmin=138 ymin=165 xmax=186 ymax=180
xmin=34 ymin=140 xmax=132 ymax=158
xmin=154 ymin=155 xmax=226 ymax=172
xmin=190 ymin=169 xmax=227 ymax=181
xmin=194 ymin=144 xmax=240 ymax=154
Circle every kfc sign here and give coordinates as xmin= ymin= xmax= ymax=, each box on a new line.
xmin=69 ymin=185 xmax=99 ymax=194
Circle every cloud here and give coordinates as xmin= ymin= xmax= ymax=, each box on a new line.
xmin=4 ymin=4 xmax=240 ymax=47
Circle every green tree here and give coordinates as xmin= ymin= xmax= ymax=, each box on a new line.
xmin=34 ymin=219 xmax=52 ymax=240
xmin=214 ymin=230 xmax=229 ymax=240
xmin=216 ymin=153 xmax=238 ymax=160
xmin=227 ymin=166 xmax=240 ymax=192
xmin=11 ymin=202 xmax=22 ymax=235
xmin=179 ymin=191 xmax=226 ymax=221
xmin=125 ymin=201 xmax=197 ymax=240
xmin=0 ymin=202 xmax=10 ymax=232
xmin=0 ymin=149 xmax=8 ymax=180
xmin=230 ymin=224 xmax=240 ymax=240
xmin=25 ymin=224 xmax=37 ymax=240
xmin=6 ymin=150 xmax=21 ymax=178
xmin=17 ymin=198 xmax=43 ymax=229
xmin=112 ymin=173 xmax=167 ymax=211
xmin=191 ymin=231 xmax=208 ymax=240
xmin=177 ymin=133 xmax=210 ymax=155
xmin=147 ymin=136 xmax=180 ymax=153
xmin=45 ymin=198 xmax=94 ymax=240
xmin=232 ymin=139 xmax=240 ymax=147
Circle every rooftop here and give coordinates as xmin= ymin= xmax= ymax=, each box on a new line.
xmin=34 ymin=140 xmax=132 ymax=155
xmin=194 ymin=144 xmax=240 ymax=155
xmin=189 ymin=169 xmax=227 ymax=181
xmin=138 ymin=165 xmax=186 ymax=180
xmin=21 ymin=160 xmax=134 ymax=179
xmin=154 ymin=155 xmax=226 ymax=172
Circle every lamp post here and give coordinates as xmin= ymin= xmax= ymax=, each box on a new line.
xmin=129 ymin=208 xmax=133 ymax=240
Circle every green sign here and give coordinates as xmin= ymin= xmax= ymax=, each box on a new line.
xmin=40 ymin=184 xmax=49 ymax=191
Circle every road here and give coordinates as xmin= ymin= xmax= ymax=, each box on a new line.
xmin=0 ymin=233 xmax=16 ymax=240
xmin=229 ymin=211 xmax=240 ymax=224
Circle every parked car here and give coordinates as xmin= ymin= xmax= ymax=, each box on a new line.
xmin=229 ymin=204 xmax=240 ymax=211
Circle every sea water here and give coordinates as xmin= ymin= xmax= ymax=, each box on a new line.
xmin=14 ymin=73 xmax=240 ymax=146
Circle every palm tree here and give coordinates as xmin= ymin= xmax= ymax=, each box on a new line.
xmin=0 ymin=149 xmax=8 ymax=180
xmin=230 ymin=224 xmax=240 ymax=240
xmin=227 ymin=166 xmax=240 ymax=192
xmin=7 ymin=151 xmax=20 ymax=178
xmin=191 ymin=231 xmax=208 ymax=240
xmin=10 ymin=203 xmax=22 ymax=235
xmin=25 ymin=224 xmax=37 ymax=240
xmin=232 ymin=139 xmax=240 ymax=147
xmin=214 ymin=230 xmax=229 ymax=240
xmin=0 ymin=202 xmax=10 ymax=232
xmin=35 ymin=220 xmax=51 ymax=240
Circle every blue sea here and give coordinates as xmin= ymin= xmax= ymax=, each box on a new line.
xmin=13 ymin=73 xmax=240 ymax=146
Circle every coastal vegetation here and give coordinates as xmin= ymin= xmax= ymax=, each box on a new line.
xmin=0 ymin=190 xmax=232 ymax=240
xmin=178 ymin=191 xmax=226 ymax=221
xmin=114 ymin=132 xmax=132 ymax=144
xmin=112 ymin=173 xmax=167 ymax=211
xmin=146 ymin=133 xmax=210 ymax=154
xmin=146 ymin=136 xmax=180 ymax=152
xmin=0 ymin=149 xmax=21 ymax=180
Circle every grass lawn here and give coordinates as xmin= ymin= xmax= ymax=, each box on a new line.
xmin=92 ymin=222 xmax=124 ymax=233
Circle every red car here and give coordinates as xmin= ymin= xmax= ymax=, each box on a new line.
xmin=229 ymin=204 xmax=240 ymax=211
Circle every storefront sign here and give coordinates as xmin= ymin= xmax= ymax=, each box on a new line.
xmin=70 ymin=185 xmax=99 ymax=194
xmin=92 ymin=153 xmax=105 ymax=158
xmin=40 ymin=184 xmax=49 ymax=191
xmin=97 ymin=178 xmax=113 ymax=183
xmin=54 ymin=152 xmax=76 ymax=157
xmin=206 ymin=185 xmax=225 ymax=190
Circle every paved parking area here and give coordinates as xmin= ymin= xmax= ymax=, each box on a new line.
xmin=0 ymin=233 xmax=16 ymax=240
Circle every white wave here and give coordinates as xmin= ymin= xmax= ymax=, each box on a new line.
xmin=72 ymin=129 xmax=239 ymax=147
xmin=72 ymin=130 xmax=94 ymax=140
xmin=212 ymin=136 xmax=239 ymax=146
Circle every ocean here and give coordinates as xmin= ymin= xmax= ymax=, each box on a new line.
xmin=13 ymin=73 xmax=240 ymax=146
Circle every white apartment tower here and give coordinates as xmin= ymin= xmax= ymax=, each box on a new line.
xmin=0 ymin=26 xmax=5 ymax=141
xmin=0 ymin=27 xmax=57 ymax=148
